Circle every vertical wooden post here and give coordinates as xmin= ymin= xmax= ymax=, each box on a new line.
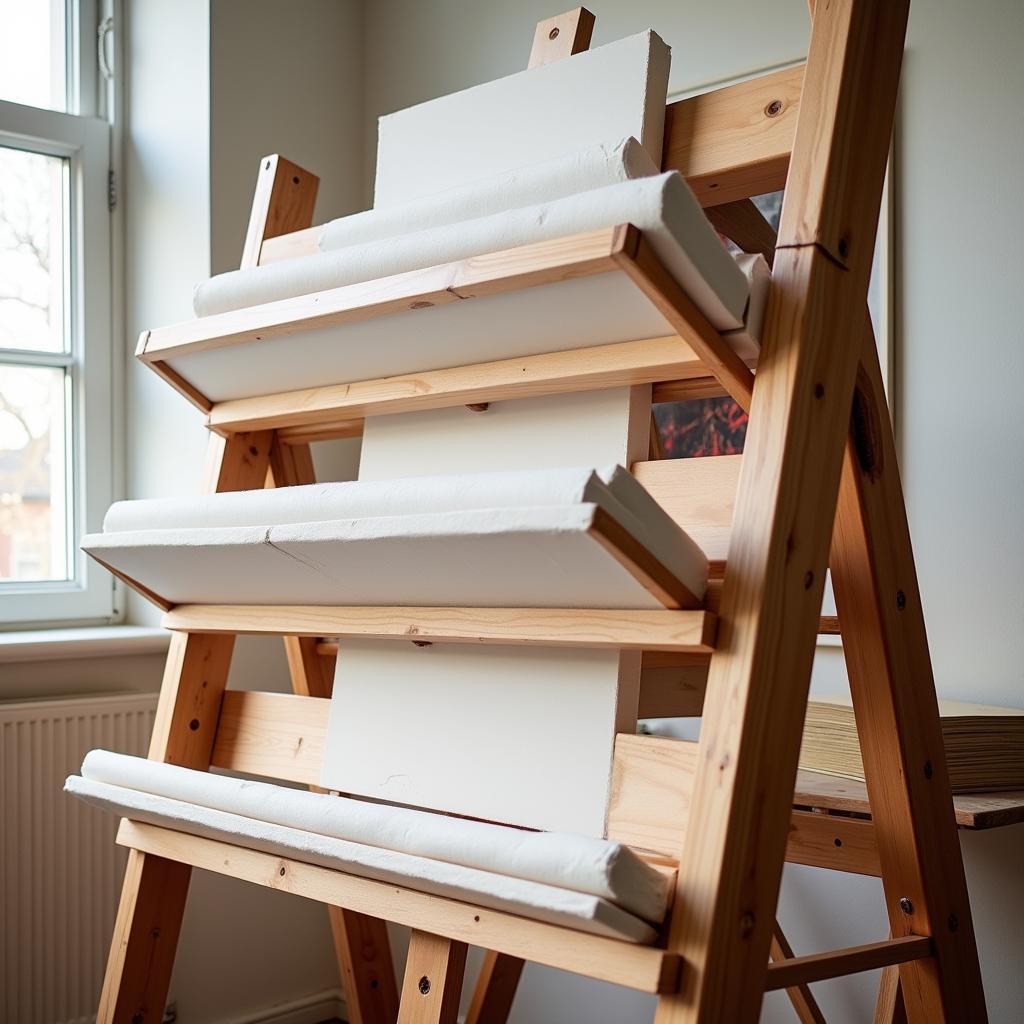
xmin=465 ymin=952 xmax=525 ymax=1024
xmin=97 ymin=632 xmax=235 ymax=1024
xmin=398 ymin=931 xmax=468 ymax=1024
xmin=655 ymin=3 xmax=909 ymax=1021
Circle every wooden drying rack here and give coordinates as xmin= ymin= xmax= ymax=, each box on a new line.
xmin=95 ymin=4 xmax=992 ymax=1023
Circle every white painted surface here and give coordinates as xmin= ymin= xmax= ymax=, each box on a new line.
xmin=359 ymin=387 xmax=652 ymax=479
xmin=374 ymin=31 xmax=671 ymax=205
xmin=323 ymin=641 xmax=640 ymax=835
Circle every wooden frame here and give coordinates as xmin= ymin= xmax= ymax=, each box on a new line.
xmin=93 ymin=5 xmax=988 ymax=1024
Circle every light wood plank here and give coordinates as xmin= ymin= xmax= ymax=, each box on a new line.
xmin=162 ymin=606 xmax=718 ymax=652
xmin=785 ymin=809 xmax=881 ymax=877
xmin=764 ymin=936 xmax=932 ymax=993
xmin=528 ymin=6 xmax=594 ymax=68
xmin=663 ymin=65 xmax=804 ymax=205
xmin=97 ymin=632 xmax=234 ymax=1024
xmin=241 ymin=155 xmax=319 ymax=269
xmin=465 ymin=952 xmax=524 ymax=1024
xmin=399 ymin=931 xmax=467 ymax=1024
xmin=208 ymin=334 xmax=708 ymax=436
xmin=770 ymin=922 xmax=827 ymax=1024
xmin=657 ymin=2 xmax=910 ymax=1017
xmin=874 ymin=963 xmax=908 ymax=1024
xmin=705 ymin=200 xmax=777 ymax=268
xmin=117 ymin=820 xmax=682 ymax=995
xmin=259 ymin=224 xmax=320 ymax=265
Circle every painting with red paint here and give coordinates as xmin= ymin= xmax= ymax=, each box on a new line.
xmin=655 ymin=191 xmax=782 ymax=459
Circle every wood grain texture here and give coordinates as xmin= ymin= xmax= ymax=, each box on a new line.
xmin=241 ymin=155 xmax=319 ymax=270
xmin=656 ymin=2 xmax=910 ymax=1017
xmin=830 ymin=329 xmax=987 ymax=1022
xmin=465 ymin=952 xmax=525 ymax=1024
xmin=662 ymin=64 xmax=804 ymax=205
xmin=399 ymin=931 xmax=467 ymax=1024
xmin=528 ymin=7 xmax=594 ymax=68
xmin=770 ymin=922 xmax=827 ymax=1024
xmin=705 ymin=199 xmax=777 ymax=268
xmin=208 ymin=333 xmax=707 ymax=436
xmin=162 ymin=605 xmax=718 ymax=652
xmin=875 ymin=963 xmax=909 ymax=1024
xmin=764 ymin=936 xmax=932 ymax=993
xmin=117 ymin=820 xmax=682 ymax=994
xmin=97 ymin=632 xmax=234 ymax=1024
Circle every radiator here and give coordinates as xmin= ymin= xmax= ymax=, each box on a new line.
xmin=0 ymin=692 xmax=157 ymax=1024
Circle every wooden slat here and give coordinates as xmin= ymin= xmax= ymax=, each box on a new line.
xmin=208 ymin=334 xmax=708 ymax=436
xmin=97 ymin=633 xmax=235 ymax=1024
xmin=162 ymin=606 xmax=718 ymax=652
xmin=142 ymin=227 xmax=626 ymax=365
xmin=117 ymin=820 xmax=682 ymax=995
xmin=785 ymin=809 xmax=881 ymax=876
xmin=764 ymin=936 xmax=932 ymax=993
xmin=874 ymin=963 xmax=909 ymax=1024
xmin=241 ymin=155 xmax=319 ymax=269
xmin=662 ymin=64 xmax=804 ymax=206
xmin=830 ymin=325 xmax=988 ymax=1021
xmin=528 ymin=6 xmax=594 ymax=68
xmin=399 ymin=931 xmax=467 ymax=1024
xmin=613 ymin=232 xmax=755 ymax=409
xmin=657 ymin=1 xmax=910 ymax=1014
xmin=770 ymin=922 xmax=827 ymax=1024
xmin=705 ymin=199 xmax=777 ymax=268
xmin=258 ymin=224 xmax=320 ymax=265
xmin=465 ymin=952 xmax=524 ymax=1024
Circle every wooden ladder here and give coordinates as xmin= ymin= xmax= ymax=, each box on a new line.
xmin=95 ymin=3 xmax=987 ymax=1023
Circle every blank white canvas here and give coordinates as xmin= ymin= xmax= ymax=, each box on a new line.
xmin=373 ymin=31 xmax=671 ymax=206
xmin=324 ymin=641 xmax=641 ymax=835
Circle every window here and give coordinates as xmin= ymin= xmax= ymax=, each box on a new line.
xmin=0 ymin=1 xmax=116 ymax=626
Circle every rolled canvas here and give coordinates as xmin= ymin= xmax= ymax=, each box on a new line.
xmin=77 ymin=749 xmax=669 ymax=923
xmin=320 ymin=137 xmax=658 ymax=253
xmin=65 ymin=775 xmax=655 ymax=944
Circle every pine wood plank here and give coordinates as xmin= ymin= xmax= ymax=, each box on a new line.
xmin=662 ymin=64 xmax=804 ymax=206
xmin=769 ymin=922 xmax=827 ymax=1024
xmin=241 ymin=155 xmax=319 ymax=269
xmin=116 ymin=820 xmax=682 ymax=995
xmin=656 ymin=2 xmax=911 ymax=1018
xmin=465 ymin=952 xmax=525 ymax=1024
xmin=162 ymin=606 xmax=718 ymax=652
xmin=705 ymin=200 xmax=777 ymax=268
xmin=399 ymin=931 xmax=468 ymax=1024
xmin=528 ymin=6 xmax=594 ymax=68
xmin=764 ymin=936 xmax=932 ymax=993
xmin=97 ymin=632 xmax=235 ymax=1024
xmin=207 ymin=334 xmax=708 ymax=436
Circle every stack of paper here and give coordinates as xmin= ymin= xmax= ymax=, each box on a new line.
xmin=799 ymin=695 xmax=1024 ymax=793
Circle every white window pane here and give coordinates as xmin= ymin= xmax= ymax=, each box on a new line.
xmin=0 ymin=0 xmax=67 ymax=112
xmin=0 ymin=146 xmax=68 ymax=353
xmin=0 ymin=364 xmax=69 ymax=582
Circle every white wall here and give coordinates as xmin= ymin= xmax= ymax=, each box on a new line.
xmin=359 ymin=2 xmax=1024 ymax=1021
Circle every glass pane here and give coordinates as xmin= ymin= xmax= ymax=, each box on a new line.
xmin=0 ymin=364 xmax=69 ymax=582
xmin=0 ymin=0 xmax=67 ymax=111
xmin=0 ymin=146 xmax=69 ymax=353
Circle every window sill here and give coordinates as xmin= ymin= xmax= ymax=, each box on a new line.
xmin=0 ymin=625 xmax=170 ymax=663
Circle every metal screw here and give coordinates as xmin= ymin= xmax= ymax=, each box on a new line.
xmin=765 ymin=99 xmax=784 ymax=117
xmin=739 ymin=911 xmax=756 ymax=936
xmin=279 ymin=866 xmax=286 ymax=876
xmin=896 ymin=589 xmax=907 ymax=610
xmin=549 ymin=26 xmax=560 ymax=40
xmin=418 ymin=976 xmax=431 ymax=995
xmin=899 ymin=898 xmax=914 ymax=915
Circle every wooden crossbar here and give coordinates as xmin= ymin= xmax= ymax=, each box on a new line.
xmin=764 ymin=936 xmax=933 ymax=993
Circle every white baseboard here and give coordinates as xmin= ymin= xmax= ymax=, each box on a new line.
xmin=211 ymin=989 xmax=346 ymax=1024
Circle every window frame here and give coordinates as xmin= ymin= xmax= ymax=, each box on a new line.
xmin=0 ymin=0 xmax=117 ymax=627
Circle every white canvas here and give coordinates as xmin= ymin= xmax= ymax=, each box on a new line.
xmin=64 ymin=775 xmax=655 ymax=943
xmin=372 ymin=31 xmax=671 ymax=206
xmin=76 ymin=749 xmax=669 ymax=923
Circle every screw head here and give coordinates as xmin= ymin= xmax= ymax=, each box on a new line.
xmin=899 ymin=897 xmax=914 ymax=915
xmin=548 ymin=26 xmax=560 ymax=40
xmin=418 ymin=976 xmax=431 ymax=995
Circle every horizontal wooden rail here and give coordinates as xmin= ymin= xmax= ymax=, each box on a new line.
xmin=764 ymin=936 xmax=932 ymax=992
xmin=162 ymin=605 xmax=718 ymax=652
xmin=118 ymin=820 xmax=682 ymax=994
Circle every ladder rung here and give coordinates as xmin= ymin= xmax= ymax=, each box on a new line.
xmin=764 ymin=935 xmax=932 ymax=992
